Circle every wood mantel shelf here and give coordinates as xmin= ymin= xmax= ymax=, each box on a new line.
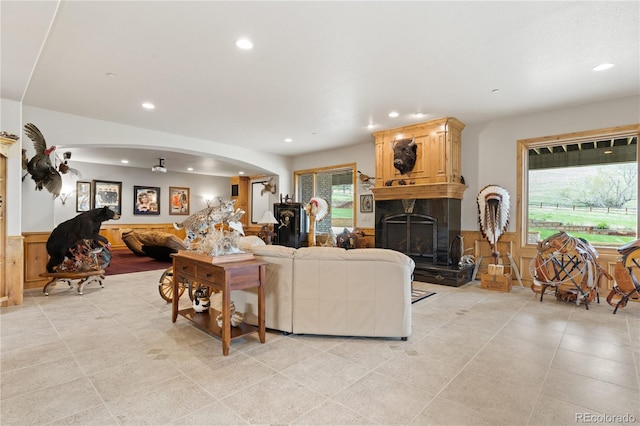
xmin=0 ymin=136 xmax=17 ymax=158
xmin=371 ymin=183 xmax=467 ymax=200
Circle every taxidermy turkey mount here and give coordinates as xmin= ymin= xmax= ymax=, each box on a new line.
xmin=22 ymin=123 xmax=62 ymax=198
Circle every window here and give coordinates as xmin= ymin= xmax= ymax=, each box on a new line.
xmin=518 ymin=125 xmax=638 ymax=248
xmin=294 ymin=163 xmax=356 ymax=234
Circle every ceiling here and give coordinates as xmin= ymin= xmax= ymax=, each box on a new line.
xmin=2 ymin=1 xmax=639 ymax=176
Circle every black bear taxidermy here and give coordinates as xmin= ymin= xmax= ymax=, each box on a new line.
xmin=46 ymin=207 xmax=120 ymax=272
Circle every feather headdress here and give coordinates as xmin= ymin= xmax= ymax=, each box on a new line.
xmin=477 ymin=185 xmax=510 ymax=257
xmin=304 ymin=197 xmax=330 ymax=221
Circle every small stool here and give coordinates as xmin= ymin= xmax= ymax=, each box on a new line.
xmin=39 ymin=270 xmax=106 ymax=296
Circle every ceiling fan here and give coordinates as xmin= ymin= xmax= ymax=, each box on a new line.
xmin=151 ymin=157 xmax=167 ymax=173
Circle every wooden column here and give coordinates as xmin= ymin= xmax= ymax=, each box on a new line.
xmin=1 ymin=136 xmax=23 ymax=306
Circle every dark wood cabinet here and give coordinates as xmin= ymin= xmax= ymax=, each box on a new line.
xmin=273 ymin=203 xmax=308 ymax=248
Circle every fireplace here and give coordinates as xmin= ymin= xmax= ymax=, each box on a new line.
xmin=370 ymin=117 xmax=472 ymax=286
xmin=375 ymin=198 xmax=472 ymax=286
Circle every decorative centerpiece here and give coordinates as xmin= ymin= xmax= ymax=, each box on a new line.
xmin=173 ymin=197 xmax=249 ymax=259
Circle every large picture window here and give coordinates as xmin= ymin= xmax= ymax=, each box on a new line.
xmin=294 ymin=163 xmax=356 ymax=234
xmin=518 ymin=125 xmax=638 ymax=248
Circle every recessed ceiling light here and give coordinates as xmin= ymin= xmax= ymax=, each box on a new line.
xmin=284 ymin=138 xmax=293 ymax=143
xmin=388 ymin=111 xmax=399 ymax=118
xmin=367 ymin=123 xmax=375 ymax=129
xmin=414 ymin=112 xmax=425 ymax=117
xmin=236 ymin=38 xmax=254 ymax=50
xmin=604 ymin=150 xmax=613 ymax=154
xmin=239 ymin=171 xmax=245 ymax=175
xmin=142 ymin=102 xmax=155 ymax=110
xmin=121 ymin=159 xmax=129 ymax=164
xmin=106 ymin=72 xmax=117 ymax=78
xmin=187 ymin=167 xmax=194 ymax=171
xmin=593 ymin=63 xmax=614 ymax=71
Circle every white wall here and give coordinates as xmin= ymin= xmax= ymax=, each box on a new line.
xmin=290 ymin=95 xmax=640 ymax=233
xmin=1 ymin=98 xmax=23 ymax=235
xmin=291 ymin=141 xmax=376 ymax=228
xmin=461 ymin=95 xmax=640 ymax=231
xmin=22 ymin=106 xmax=294 ymax=196
xmin=16 ymin=94 xmax=640 ymax=233
xmin=22 ymin=162 xmax=230 ymax=231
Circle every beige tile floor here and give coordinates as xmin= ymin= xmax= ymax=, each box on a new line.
xmin=1 ymin=270 xmax=639 ymax=425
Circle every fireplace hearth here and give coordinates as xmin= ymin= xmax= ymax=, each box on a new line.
xmin=375 ymin=198 xmax=472 ymax=286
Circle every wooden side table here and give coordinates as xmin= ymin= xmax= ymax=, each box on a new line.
xmin=171 ymin=252 xmax=266 ymax=355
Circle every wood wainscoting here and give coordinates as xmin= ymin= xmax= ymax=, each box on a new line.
xmin=23 ymin=225 xmax=618 ymax=292
xmin=460 ymin=230 xmax=618 ymax=291
xmin=23 ymin=223 xmax=187 ymax=290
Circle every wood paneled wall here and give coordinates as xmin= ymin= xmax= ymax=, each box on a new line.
xmin=23 ymin=232 xmax=50 ymax=289
xmin=461 ymin=230 xmax=618 ymax=290
xmin=23 ymin=223 xmax=187 ymax=289
xmin=22 ymin=225 xmax=620 ymax=293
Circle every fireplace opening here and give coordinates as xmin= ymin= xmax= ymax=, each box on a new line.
xmin=375 ymin=198 xmax=472 ymax=286
xmin=382 ymin=213 xmax=437 ymax=264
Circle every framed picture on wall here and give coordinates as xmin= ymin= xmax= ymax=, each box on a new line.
xmin=134 ymin=186 xmax=160 ymax=215
xmin=169 ymin=186 xmax=190 ymax=215
xmin=92 ymin=180 xmax=122 ymax=215
xmin=360 ymin=194 xmax=373 ymax=213
xmin=76 ymin=181 xmax=91 ymax=212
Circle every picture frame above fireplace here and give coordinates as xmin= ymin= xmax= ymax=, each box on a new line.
xmin=360 ymin=194 xmax=373 ymax=213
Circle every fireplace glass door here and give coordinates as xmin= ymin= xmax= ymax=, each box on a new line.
xmin=383 ymin=213 xmax=438 ymax=263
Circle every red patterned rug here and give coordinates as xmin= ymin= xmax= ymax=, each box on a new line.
xmin=104 ymin=249 xmax=172 ymax=276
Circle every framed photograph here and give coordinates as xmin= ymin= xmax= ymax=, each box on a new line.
xmin=76 ymin=181 xmax=91 ymax=212
xmin=169 ymin=186 xmax=190 ymax=215
xmin=92 ymin=180 xmax=122 ymax=215
xmin=360 ymin=194 xmax=373 ymax=213
xmin=134 ymin=186 xmax=160 ymax=215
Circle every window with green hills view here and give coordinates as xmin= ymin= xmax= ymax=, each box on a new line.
xmin=526 ymin=133 xmax=637 ymax=247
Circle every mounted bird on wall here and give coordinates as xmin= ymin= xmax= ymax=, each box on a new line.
xmin=357 ymin=170 xmax=375 ymax=190
xmin=357 ymin=170 xmax=375 ymax=184
xmin=22 ymin=123 xmax=62 ymax=197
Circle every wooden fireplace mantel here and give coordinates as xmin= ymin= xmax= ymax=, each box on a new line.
xmin=371 ymin=182 xmax=467 ymax=200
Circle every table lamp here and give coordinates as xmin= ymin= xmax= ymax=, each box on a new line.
xmin=258 ymin=210 xmax=279 ymax=244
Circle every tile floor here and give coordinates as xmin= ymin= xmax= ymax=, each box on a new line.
xmin=1 ymin=270 xmax=638 ymax=425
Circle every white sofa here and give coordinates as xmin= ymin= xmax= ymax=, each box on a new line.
xmin=234 ymin=239 xmax=415 ymax=339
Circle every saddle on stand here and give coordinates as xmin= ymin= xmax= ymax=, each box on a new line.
xmin=607 ymin=239 xmax=640 ymax=314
